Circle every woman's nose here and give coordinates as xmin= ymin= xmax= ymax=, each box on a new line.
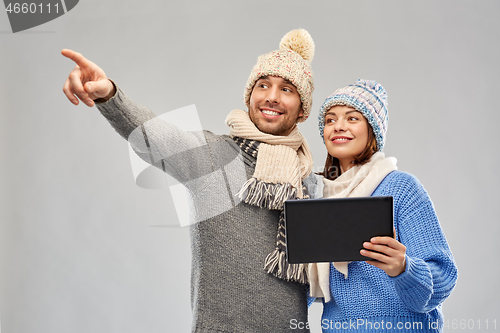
xmin=334 ymin=119 xmax=347 ymax=132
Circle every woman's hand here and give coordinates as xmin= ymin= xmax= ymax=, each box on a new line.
xmin=360 ymin=236 xmax=406 ymax=277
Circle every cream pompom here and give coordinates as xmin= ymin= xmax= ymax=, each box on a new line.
xmin=279 ymin=29 xmax=315 ymax=63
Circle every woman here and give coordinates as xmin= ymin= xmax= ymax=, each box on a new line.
xmin=309 ymin=80 xmax=458 ymax=332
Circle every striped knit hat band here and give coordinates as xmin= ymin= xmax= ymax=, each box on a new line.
xmin=244 ymin=29 xmax=315 ymax=123
xmin=318 ymin=79 xmax=389 ymax=151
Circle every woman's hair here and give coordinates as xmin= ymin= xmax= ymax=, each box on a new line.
xmin=318 ymin=122 xmax=378 ymax=181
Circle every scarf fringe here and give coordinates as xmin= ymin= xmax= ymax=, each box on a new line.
xmin=237 ymin=177 xmax=297 ymax=210
xmin=264 ymin=248 xmax=309 ymax=284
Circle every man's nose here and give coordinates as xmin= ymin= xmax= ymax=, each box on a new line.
xmin=266 ymin=86 xmax=281 ymax=104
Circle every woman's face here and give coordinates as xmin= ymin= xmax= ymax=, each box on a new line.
xmin=323 ymin=105 xmax=370 ymax=169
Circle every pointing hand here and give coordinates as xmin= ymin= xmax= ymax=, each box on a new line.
xmin=61 ymin=49 xmax=115 ymax=107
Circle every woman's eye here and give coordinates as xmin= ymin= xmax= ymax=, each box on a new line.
xmin=348 ymin=117 xmax=359 ymax=121
xmin=283 ymin=87 xmax=291 ymax=92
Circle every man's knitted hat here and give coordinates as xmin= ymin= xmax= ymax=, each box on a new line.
xmin=243 ymin=29 xmax=315 ymax=123
xmin=318 ymin=79 xmax=389 ymax=151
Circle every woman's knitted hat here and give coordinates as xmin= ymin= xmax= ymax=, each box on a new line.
xmin=243 ymin=29 xmax=315 ymax=123
xmin=318 ymin=79 xmax=389 ymax=151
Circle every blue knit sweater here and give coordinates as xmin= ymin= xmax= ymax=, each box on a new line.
xmin=318 ymin=170 xmax=458 ymax=333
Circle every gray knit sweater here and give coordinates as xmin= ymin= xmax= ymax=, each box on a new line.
xmin=96 ymin=86 xmax=317 ymax=333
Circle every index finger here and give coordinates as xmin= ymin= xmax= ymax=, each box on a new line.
xmin=369 ymin=236 xmax=405 ymax=250
xmin=61 ymin=49 xmax=91 ymax=68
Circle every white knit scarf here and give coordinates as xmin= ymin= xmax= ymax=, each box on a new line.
xmin=309 ymin=152 xmax=397 ymax=302
xmin=226 ymin=109 xmax=313 ymax=204
xmin=226 ymin=109 xmax=314 ymax=283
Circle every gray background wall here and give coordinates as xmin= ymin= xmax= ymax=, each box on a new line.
xmin=1 ymin=1 xmax=499 ymax=332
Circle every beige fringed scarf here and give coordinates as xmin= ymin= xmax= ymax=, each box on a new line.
xmin=309 ymin=152 xmax=397 ymax=302
xmin=226 ymin=109 xmax=313 ymax=283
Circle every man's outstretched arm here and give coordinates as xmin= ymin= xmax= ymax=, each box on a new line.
xmin=60 ymin=49 xmax=238 ymax=187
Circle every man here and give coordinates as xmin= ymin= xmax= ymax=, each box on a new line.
xmin=62 ymin=29 xmax=316 ymax=332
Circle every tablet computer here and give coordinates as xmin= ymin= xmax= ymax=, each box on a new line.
xmin=284 ymin=196 xmax=394 ymax=263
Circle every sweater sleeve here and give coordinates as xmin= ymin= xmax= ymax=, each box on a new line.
xmin=388 ymin=172 xmax=458 ymax=313
xmin=95 ymin=83 xmax=236 ymax=184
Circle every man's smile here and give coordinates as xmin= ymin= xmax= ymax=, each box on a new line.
xmin=260 ymin=107 xmax=283 ymax=118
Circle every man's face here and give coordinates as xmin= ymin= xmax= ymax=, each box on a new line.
xmin=248 ymin=76 xmax=303 ymax=136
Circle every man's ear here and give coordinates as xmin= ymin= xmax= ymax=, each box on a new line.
xmin=296 ymin=104 xmax=304 ymax=122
